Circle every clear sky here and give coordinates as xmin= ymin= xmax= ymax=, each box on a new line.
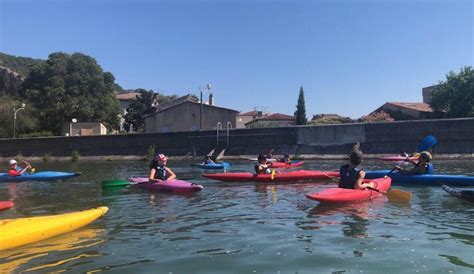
xmin=1 ymin=0 xmax=472 ymax=118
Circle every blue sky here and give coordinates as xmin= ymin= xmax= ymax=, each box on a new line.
xmin=1 ymin=0 xmax=472 ymax=118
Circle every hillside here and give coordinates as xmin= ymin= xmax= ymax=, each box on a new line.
xmin=0 ymin=52 xmax=44 ymax=77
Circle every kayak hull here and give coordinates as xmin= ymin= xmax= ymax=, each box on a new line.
xmin=441 ymin=185 xmax=474 ymax=202
xmin=270 ymin=161 xmax=304 ymax=169
xmin=202 ymin=170 xmax=339 ymax=182
xmin=191 ymin=162 xmax=231 ymax=169
xmin=129 ymin=177 xmax=203 ymax=193
xmin=365 ymin=170 xmax=474 ymax=186
xmin=0 ymin=171 xmax=81 ymax=182
xmin=0 ymin=201 xmax=14 ymax=211
xmin=0 ymin=207 xmax=108 ymax=251
xmin=306 ymin=178 xmax=391 ymax=203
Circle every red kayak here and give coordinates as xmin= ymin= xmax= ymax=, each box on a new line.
xmin=306 ymin=177 xmax=391 ymax=203
xmin=202 ymin=170 xmax=339 ymax=182
xmin=378 ymin=156 xmax=419 ymax=162
xmin=270 ymin=161 xmax=304 ymax=169
xmin=129 ymin=177 xmax=203 ymax=193
xmin=0 ymin=201 xmax=14 ymax=211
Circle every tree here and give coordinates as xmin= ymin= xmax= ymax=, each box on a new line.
xmin=294 ymin=86 xmax=307 ymax=125
xmin=124 ymin=89 xmax=158 ymax=131
xmin=358 ymin=111 xmax=394 ymax=123
xmin=0 ymin=96 xmax=38 ymax=138
xmin=431 ymin=66 xmax=474 ymax=118
xmin=21 ymin=52 xmax=122 ymax=134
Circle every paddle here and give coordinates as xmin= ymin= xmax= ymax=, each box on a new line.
xmin=367 ymin=187 xmax=412 ymax=203
xmin=23 ymin=160 xmax=35 ymax=174
xmin=207 ymin=149 xmax=215 ymax=157
xmin=417 ymin=135 xmax=437 ymax=153
xmin=101 ymin=179 xmax=131 ymax=188
xmin=216 ymin=148 xmax=226 ymax=161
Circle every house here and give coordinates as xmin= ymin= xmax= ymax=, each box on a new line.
xmin=236 ymin=110 xmax=271 ymax=128
xmin=62 ymin=122 xmax=107 ymax=136
xmin=370 ymin=102 xmax=434 ymax=120
xmin=116 ymin=91 xmax=141 ymax=115
xmin=144 ymin=95 xmax=239 ymax=133
xmin=244 ymin=113 xmax=296 ymax=128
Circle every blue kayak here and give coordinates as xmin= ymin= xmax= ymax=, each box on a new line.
xmin=191 ymin=162 xmax=231 ymax=170
xmin=365 ymin=170 xmax=474 ymax=186
xmin=0 ymin=171 xmax=81 ymax=182
xmin=441 ymin=185 xmax=474 ymax=202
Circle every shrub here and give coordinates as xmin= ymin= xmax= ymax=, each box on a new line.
xmin=71 ymin=150 xmax=80 ymax=162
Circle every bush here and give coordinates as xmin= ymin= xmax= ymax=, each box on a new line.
xmin=71 ymin=150 xmax=80 ymax=162
xmin=146 ymin=144 xmax=155 ymax=161
xmin=20 ymin=131 xmax=54 ymax=138
xmin=42 ymin=153 xmax=51 ymax=162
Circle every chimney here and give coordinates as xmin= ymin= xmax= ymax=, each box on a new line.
xmin=209 ymin=93 xmax=214 ymax=106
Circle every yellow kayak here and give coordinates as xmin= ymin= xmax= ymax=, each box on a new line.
xmin=0 ymin=206 xmax=108 ymax=251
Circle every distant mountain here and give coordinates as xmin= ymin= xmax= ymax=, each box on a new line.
xmin=0 ymin=52 xmax=44 ymax=77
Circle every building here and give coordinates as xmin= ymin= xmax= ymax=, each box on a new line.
xmin=422 ymin=85 xmax=438 ymax=104
xmin=116 ymin=91 xmax=141 ymax=115
xmin=144 ymin=95 xmax=239 ymax=133
xmin=244 ymin=113 xmax=296 ymax=128
xmin=370 ymin=102 xmax=434 ymax=120
xmin=62 ymin=122 xmax=107 ymax=136
xmin=236 ymin=110 xmax=271 ymax=128
xmin=311 ymin=113 xmax=353 ymax=124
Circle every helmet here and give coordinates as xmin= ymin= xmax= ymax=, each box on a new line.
xmin=8 ymin=159 xmax=17 ymax=165
xmin=154 ymin=154 xmax=168 ymax=162
xmin=420 ymin=151 xmax=432 ymax=162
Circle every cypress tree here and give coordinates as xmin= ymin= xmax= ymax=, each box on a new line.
xmin=294 ymin=86 xmax=307 ymax=125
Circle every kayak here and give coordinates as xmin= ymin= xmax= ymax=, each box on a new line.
xmin=0 ymin=206 xmax=108 ymax=251
xmin=365 ymin=170 xmax=474 ymax=186
xmin=0 ymin=201 xmax=14 ymax=211
xmin=0 ymin=171 xmax=81 ymax=182
xmin=249 ymin=158 xmax=277 ymax=162
xmin=202 ymin=170 xmax=339 ymax=182
xmin=191 ymin=162 xmax=231 ymax=169
xmin=441 ymin=185 xmax=474 ymax=202
xmin=378 ymin=156 xmax=419 ymax=162
xmin=270 ymin=161 xmax=304 ymax=169
xmin=306 ymin=177 xmax=391 ymax=203
xmin=129 ymin=177 xmax=203 ymax=193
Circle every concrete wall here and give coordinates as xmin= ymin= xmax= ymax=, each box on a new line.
xmin=1 ymin=118 xmax=474 ymax=158
xmin=144 ymin=102 xmax=237 ymax=133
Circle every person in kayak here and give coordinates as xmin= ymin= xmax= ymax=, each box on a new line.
xmin=265 ymin=149 xmax=274 ymax=159
xmin=201 ymin=155 xmax=216 ymax=165
xmin=149 ymin=154 xmax=176 ymax=182
xmin=339 ymin=150 xmax=375 ymax=190
xmin=278 ymin=154 xmax=291 ymax=164
xmin=255 ymin=154 xmax=273 ymax=174
xmin=395 ymin=151 xmax=433 ymax=175
xmin=8 ymin=159 xmax=32 ymax=176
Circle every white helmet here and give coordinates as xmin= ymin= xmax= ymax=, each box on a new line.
xmin=8 ymin=159 xmax=17 ymax=165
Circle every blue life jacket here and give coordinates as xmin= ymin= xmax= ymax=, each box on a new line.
xmin=154 ymin=165 xmax=167 ymax=180
xmin=339 ymin=164 xmax=361 ymax=189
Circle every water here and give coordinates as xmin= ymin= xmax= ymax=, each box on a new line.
xmin=1 ymin=160 xmax=473 ymax=273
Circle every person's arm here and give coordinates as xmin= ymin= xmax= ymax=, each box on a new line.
xmin=354 ymin=170 xmax=373 ymax=190
xmin=149 ymin=169 xmax=160 ymax=183
xmin=166 ymin=167 xmax=176 ymax=180
xmin=19 ymin=162 xmax=31 ymax=175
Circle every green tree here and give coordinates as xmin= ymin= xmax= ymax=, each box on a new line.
xmin=0 ymin=96 xmax=38 ymax=138
xmin=358 ymin=111 xmax=394 ymax=123
xmin=21 ymin=52 xmax=121 ymax=134
xmin=124 ymin=89 xmax=158 ymax=131
xmin=294 ymin=86 xmax=307 ymax=125
xmin=431 ymin=66 xmax=474 ymax=118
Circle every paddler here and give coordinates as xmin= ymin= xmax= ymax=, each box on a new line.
xmin=255 ymin=154 xmax=273 ymax=174
xmin=395 ymin=151 xmax=433 ymax=175
xmin=149 ymin=154 xmax=176 ymax=182
xmin=7 ymin=159 xmax=31 ymax=176
xmin=339 ymin=150 xmax=375 ymax=190
xmin=201 ymin=155 xmax=216 ymax=165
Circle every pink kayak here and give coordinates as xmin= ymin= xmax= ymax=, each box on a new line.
xmin=129 ymin=177 xmax=203 ymax=193
xmin=270 ymin=161 xmax=304 ymax=169
xmin=379 ymin=156 xmax=419 ymax=162
xmin=0 ymin=201 xmax=14 ymax=211
xmin=306 ymin=177 xmax=391 ymax=203
xmin=202 ymin=170 xmax=339 ymax=182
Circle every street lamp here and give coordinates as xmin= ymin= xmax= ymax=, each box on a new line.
xmin=200 ymin=83 xmax=212 ymax=130
xmin=13 ymin=103 xmax=26 ymax=139
xmin=70 ymin=118 xmax=77 ymax=136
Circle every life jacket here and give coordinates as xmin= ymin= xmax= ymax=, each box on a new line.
xmin=415 ymin=162 xmax=433 ymax=174
xmin=153 ymin=165 xmax=167 ymax=180
xmin=255 ymin=164 xmax=271 ymax=174
xmin=339 ymin=164 xmax=361 ymax=189
xmin=8 ymin=167 xmax=21 ymax=177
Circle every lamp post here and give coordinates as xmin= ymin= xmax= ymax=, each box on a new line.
xmin=70 ymin=118 xmax=77 ymax=136
xmin=13 ymin=103 xmax=26 ymax=139
xmin=200 ymin=83 xmax=212 ymax=131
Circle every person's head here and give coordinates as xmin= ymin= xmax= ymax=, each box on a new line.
xmin=8 ymin=159 xmax=17 ymax=168
xmin=349 ymin=150 xmax=363 ymax=166
xmin=154 ymin=154 xmax=168 ymax=166
xmin=419 ymin=151 xmax=432 ymax=163
xmin=257 ymin=154 xmax=267 ymax=164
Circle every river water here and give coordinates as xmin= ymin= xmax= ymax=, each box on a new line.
xmin=1 ymin=160 xmax=473 ymax=273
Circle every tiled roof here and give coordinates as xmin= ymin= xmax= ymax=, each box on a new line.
xmin=387 ymin=102 xmax=433 ymax=112
xmin=239 ymin=110 xmax=260 ymax=116
xmin=254 ymin=113 xmax=296 ymax=121
xmin=116 ymin=92 xmax=141 ymax=100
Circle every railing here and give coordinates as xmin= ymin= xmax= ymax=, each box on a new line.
xmin=216 ymin=122 xmax=222 ymax=147
xmin=226 ymin=122 xmax=232 ymax=146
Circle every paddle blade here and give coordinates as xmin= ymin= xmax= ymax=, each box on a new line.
xmin=386 ymin=189 xmax=412 ymax=203
xmin=417 ymin=135 xmax=437 ymax=152
xmin=207 ymin=149 xmax=215 ymax=156
xmin=101 ymin=179 xmax=130 ymax=188
xmin=216 ymin=148 xmax=226 ymax=160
